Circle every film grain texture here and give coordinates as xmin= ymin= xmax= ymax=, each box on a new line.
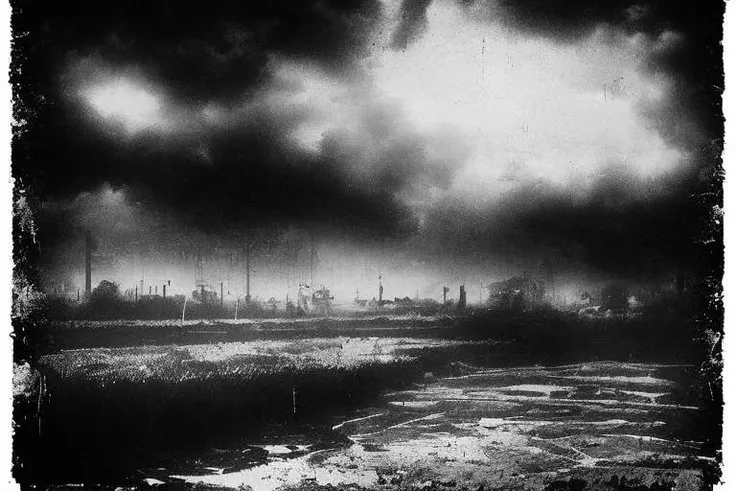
xmin=10 ymin=0 xmax=724 ymax=490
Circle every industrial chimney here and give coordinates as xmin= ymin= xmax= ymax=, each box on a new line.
xmin=245 ymin=241 xmax=251 ymax=304
xmin=85 ymin=231 xmax=92 ymax=299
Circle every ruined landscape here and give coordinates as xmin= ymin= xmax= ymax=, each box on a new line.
xmin=13 ymin=301 xmax=721 ymax=490
xmin=10 ymin=0 xmax=724 ymax=490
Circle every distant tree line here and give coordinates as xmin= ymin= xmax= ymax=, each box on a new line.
xmin=45 ymin=280 xmax=271 ymax=321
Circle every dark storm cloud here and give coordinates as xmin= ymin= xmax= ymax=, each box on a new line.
xmin=319 ymin=98 xmax=464 ymax=195
xmin=13 ymin=0 xmax=428 ymax=243
xmin=31 ymin=91 xmax=419 ymax=240
xmin=414 ymin=0 xmax=722 ymax=276
xmin=15 ymin=0 xmax=382 ymax=103
xmin=390 ymin=0 xmax=434 ymax=50
xmin=12 ymin=0 xmax=723 ymax=288
xmin=420 ymin=164 xmax=700 ymax=277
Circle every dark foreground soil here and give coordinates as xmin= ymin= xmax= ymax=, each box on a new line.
xmin=13 ymin=311 xmax=720 ymax=491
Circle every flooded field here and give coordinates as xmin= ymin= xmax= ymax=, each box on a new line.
xmin=160 ymin=361 xmax=710 ymax=491
xmin=15 ymin=323 xmax=717 ymax=491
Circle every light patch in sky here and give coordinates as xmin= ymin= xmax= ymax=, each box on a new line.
xmin=82 ymin=78 xmax=165 ymax=133
xmin=266 ymin=58 xmax=467 ymax=198
xmin=260 ymin=0 xmax=686 ymax=221
xmin=68 ymin=0 xmax=688 ymax=214
xmin=367 ymin=0 xmax=684 ymax=199
xmin=267 ymin=60 xmax=357 ymax=154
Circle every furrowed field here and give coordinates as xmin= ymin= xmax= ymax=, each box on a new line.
xmin=15 ymin=336 xmax=494 ymax=486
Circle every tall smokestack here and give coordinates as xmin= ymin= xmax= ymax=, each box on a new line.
xmin=310 ymin=230 xmax=315 ymax=287
xmin=245 ymin=240 xmax=251 ymax=303
xmin=85 ymin=231 xmax=92 ymax=299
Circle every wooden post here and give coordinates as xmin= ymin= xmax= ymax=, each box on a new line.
xmin=181 ymin=297 xmax=187 ymax=327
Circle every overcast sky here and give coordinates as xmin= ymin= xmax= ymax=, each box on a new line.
xmin=12 ymin=0 xmax=723 ymax=301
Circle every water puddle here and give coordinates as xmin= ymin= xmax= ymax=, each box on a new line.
xmin=164 ymin=361 xmax=708 ymax=491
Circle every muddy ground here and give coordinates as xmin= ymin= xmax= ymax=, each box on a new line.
xmin=14 ymin=309 xmax=719 ymax=491
xmin=159 ymin=361 xmax=713 ymax=491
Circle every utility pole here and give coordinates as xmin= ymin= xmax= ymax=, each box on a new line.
xmin=84 ymin=231 xmax=92 ymax=299
xmin=228 ymin=252 xmax=233 ymax=284
xmin=221 ymin=282 xmax=224 ymax=307
xmin=310 ymin=230 xmax=315 ymax=287
xmin=246 ymin=241 xmax=251 ymax=303
xmin=378 ymin=275 xmax=383 ymax=304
